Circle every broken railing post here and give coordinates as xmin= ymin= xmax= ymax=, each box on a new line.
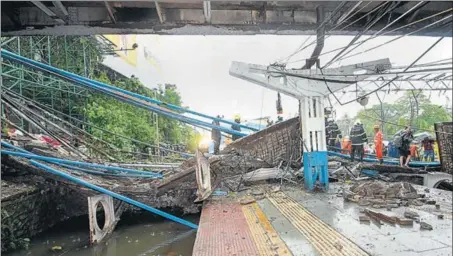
xmin=88 ymin=194 xmax=118 ymax=245
xmin=29 ymin=160 xmax=199 ymax=229
xmin=194 ymin=149 xmax=212 ymax=202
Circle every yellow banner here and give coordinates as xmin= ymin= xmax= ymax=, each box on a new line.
xmin=104 ymin=34 xmax=137 ymax=67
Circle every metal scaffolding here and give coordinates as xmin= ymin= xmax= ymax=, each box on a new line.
xmin=1 ymin=36 xmax=103 ymax=131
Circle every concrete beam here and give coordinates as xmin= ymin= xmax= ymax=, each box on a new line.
xmin=52 ymin=1 xmax=68 ymax=16
xmin=104 ymin=1 xmax=116 ymax=24
xmin=203 ymin=1 xmax=212 ymax=23
xmin=31 ymin=1 xmax=65 ymax=24
xmin=155 ymin=1 xmax=165 ymax=24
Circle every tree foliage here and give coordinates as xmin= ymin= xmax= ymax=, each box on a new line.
xmin=83 ymin=75 xmax=201 ymax=160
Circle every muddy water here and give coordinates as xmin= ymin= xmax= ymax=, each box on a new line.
xmin=5 ymin=213 xmax=199 ymax=256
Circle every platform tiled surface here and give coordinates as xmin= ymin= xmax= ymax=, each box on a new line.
xmin=192 ymin=200 xmax=260 ymax=256
xmin=193 ymin=184 xmax=452 ymax=256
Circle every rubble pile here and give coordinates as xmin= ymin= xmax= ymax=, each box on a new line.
xmin=344 ymin=181 xmax=429 ymax=208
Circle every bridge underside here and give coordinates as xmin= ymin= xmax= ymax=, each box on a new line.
xmin=1 ymin=1 xmax=452 ymax=36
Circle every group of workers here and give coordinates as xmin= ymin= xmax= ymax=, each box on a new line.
xmin=329 ymin=118 xmax=437 ymax=167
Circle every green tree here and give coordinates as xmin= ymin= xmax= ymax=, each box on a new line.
xmin=354 ymin=93 xmax=451 ymax=140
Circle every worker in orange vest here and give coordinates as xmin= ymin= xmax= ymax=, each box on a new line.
xmin=374 ymin=125 xmax=384 ymax=164
xmin=341 ymin=136 xmax=352 ymax=155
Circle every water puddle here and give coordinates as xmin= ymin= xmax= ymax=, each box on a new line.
xmin=5 ymin=213 xmax=199 ymax=256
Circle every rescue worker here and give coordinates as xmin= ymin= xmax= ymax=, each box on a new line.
xmin=349 ymin=120 xmax=367 ymax=162
xmin=211 ymin=115 xmax=222 ymax=155
xmin=410 ymin=142 xmax=419 ymax=161
xmin=421 ymin=137 xmax=435 ymax=162
xmin=341 ymin=135 xmax=352 ymax=154
xmin=231 ymin=114 xmax=242 ymax=141
xmin=399 ymin=127 xmax=414 ymax=167
xmin=327 ymin=119 xmax=341 ymax=148
xmin=373 ymin=125 xmax=384 ymax=164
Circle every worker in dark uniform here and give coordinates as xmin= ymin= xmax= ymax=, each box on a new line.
xmin=231 ymin=114 xmax=242 ymax=141
xmin=326 ymin=119 xmax=341 ymax=149
xmin=349 ymin=120 xmax=368 ymax=162
xmin=211 ymin=115 xmax=222 ymax=154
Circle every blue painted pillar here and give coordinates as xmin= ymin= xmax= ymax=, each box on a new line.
xmin=299 ymin=97 xmax=329 ymax=191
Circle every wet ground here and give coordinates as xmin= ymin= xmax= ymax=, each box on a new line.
xmin=5 ymin=212 xmax=199 ymax=256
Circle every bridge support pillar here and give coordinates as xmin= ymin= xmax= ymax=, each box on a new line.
xmin=88 ymin=194 xmax=118 ymax=245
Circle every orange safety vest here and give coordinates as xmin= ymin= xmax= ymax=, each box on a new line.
xmin=374 ymin=131 xmax=383 ymax=159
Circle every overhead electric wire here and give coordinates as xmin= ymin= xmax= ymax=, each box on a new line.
xmin=285 ymin=7 xmax=453 ymax=65
xmin=322 ymin=1 xmax=400 ymax=68
xmin=325 ymin=35 xmax=445 ymax=106
xmin=323 ymin=1 xmax=428 ymax=68
xmin=333 ymin=15 xmax=453 ymax=64
xmin=276 ymin=1 xmax=349 ymax=64
xmin=278 ymin=1 xmax=379 ymax=65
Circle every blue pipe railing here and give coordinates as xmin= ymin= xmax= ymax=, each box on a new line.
xmin=1 ymin=141 xmax=158 ymax=178
xmin=1 ymin=49 xmax=255 ymax=133
xmin=30 ymin=160 xmax=198 ymax=229
xmin=328 ymin=151 xmax=441 ymax=167
xmin=1 ymin=150 xmax=163 ymax=177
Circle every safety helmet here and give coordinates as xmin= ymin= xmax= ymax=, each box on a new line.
xmin=355 ymin=119 xmax=361 ymax=125
xmin=234 ymin=114 xmax=241 ymax=121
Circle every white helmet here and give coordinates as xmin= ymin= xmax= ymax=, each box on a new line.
xmin=355 ymin=119 xmax=361 ymax=125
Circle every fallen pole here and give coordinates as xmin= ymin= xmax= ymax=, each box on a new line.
xmin=29 ymin=160 xmax=198 ymax=229
xmin=0 ymin=149 xmax=162 ymax=177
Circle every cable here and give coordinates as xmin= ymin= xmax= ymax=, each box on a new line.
xmin=286 ymin=7 xmax=453 ymax=65
xmin=323 ymin=1 xmax=429 ymax=68
xmin=334 ymin=15 xmax=453 ymax=63
xmin=278 ymin=1 xmax=379 ymax=65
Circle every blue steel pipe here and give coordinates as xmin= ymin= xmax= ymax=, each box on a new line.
xmin=1 ymin=49 xmax=257 ymax=132
xmin=1 ymin=150 xmax=162 ymax=177
xmin=1 ymin=141 xmax=160 ymax=178
xmin=328 ymin=151 xmax=441 ymax=167
xmin=30 ymin=160 xmax=198 ymax=229
xmin=1 ymin=50 xmax=248 ymax=137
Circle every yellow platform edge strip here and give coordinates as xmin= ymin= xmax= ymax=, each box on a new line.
xmin=242 ymin=202 xmax=292 ymax=256
xmin=268 ymin=192 xmax=369 ymax=256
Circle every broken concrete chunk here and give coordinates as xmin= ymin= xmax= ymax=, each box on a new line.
xmin=411 ymin=199 xmax=424 ymax=206
xmin=359 ymin=215 xmax=370 ymax=222
xmin=420 ymin=222 xmax=433 ymax=230
xmin=437 ymin=214 xmax=444 ymax=219
xmin=251 ymin=189 xmax=265 ymax=196
xmin=425 ymin=200 xmax=436 ymax=205
xmin=239 ymin=197 xmax=256 ymax=205
xmin=396 ymin=218 xmax=414 ymax=226
xmin=404 ymin=210 xmax=420 ymax=219
xmin=358 ymin=199 xmax=371 ymax=206
xmin=435 ymin=204 xmax=441 ymax=210
xmin=424 ymin=188 xmax=430 ymax=193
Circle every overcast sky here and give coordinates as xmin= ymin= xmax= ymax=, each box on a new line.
xmin=104 ymin=35 xmax=452 ymax=123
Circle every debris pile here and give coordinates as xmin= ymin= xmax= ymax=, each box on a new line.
xmin=344 ymin=181 xmax=427 ymax=208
